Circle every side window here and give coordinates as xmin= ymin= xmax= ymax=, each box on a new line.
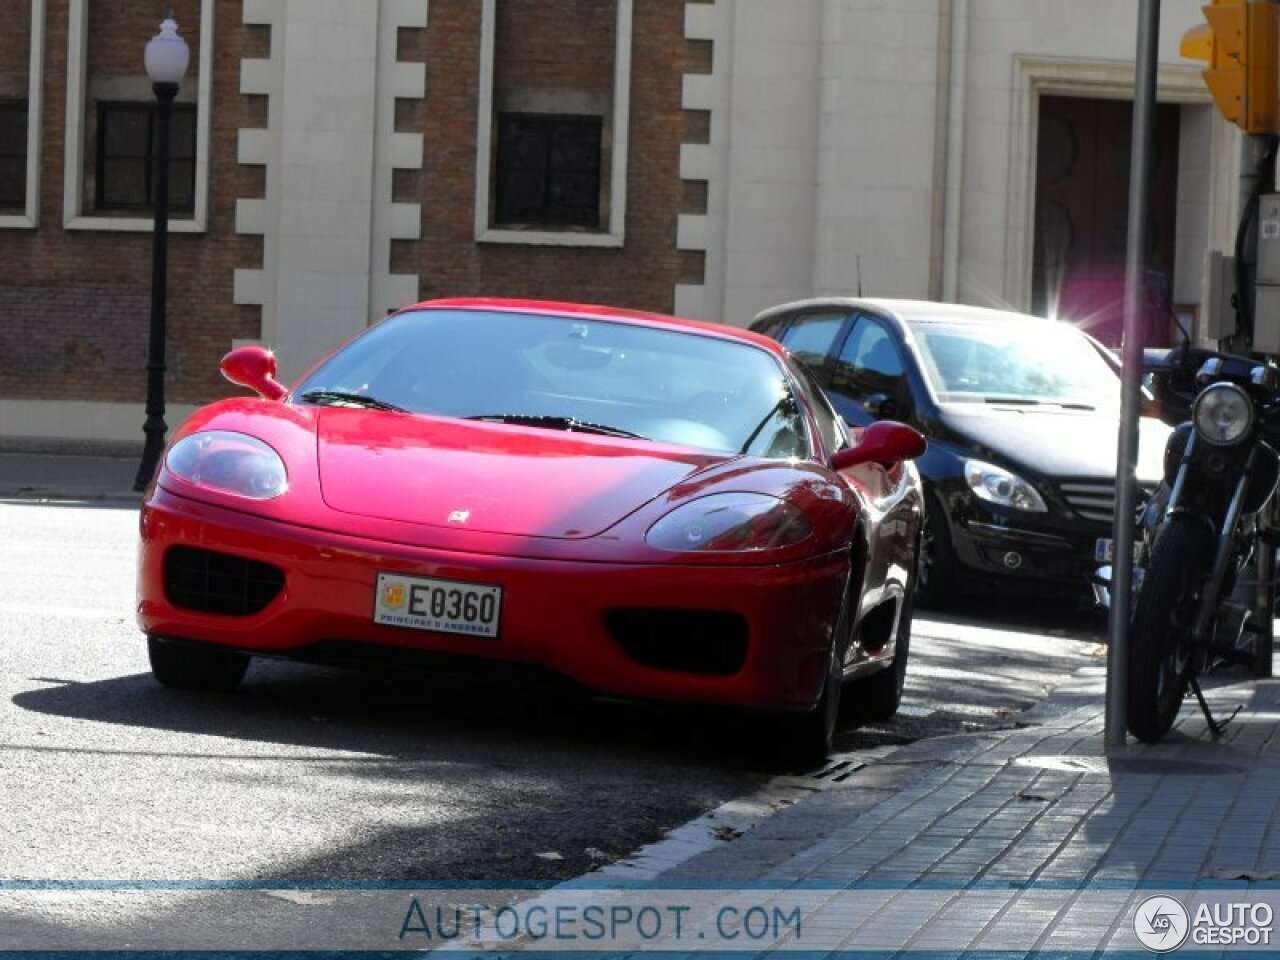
xmin=778 ymin=312 xmax=847 ymax=372
xmin=831 ymin=317 xmax=910 ymax=419
xmin=753 ymin=314 xmax=789 ymax=340
xmin=794 ymin=364 xmax=847 ymax=454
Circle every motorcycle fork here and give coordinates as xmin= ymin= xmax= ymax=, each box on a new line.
xmin=1185 ymin=445 xmax=1257 ymax=736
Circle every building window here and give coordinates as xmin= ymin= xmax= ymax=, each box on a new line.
xmin=0 ymin=101 xmax=28 ymax=212
xmin=95 ymin=101 xmax=196 ymax=214
xmin=494 ymin=113 xmax=602 ymax=229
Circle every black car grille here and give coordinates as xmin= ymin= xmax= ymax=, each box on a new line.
xmin=606 ymin=609 xmax=749 ymax=676
xmin=164 ymin=546 xmax=285 ymax=616
xmin=1058 ymin=481 xmax=1154 ymax=525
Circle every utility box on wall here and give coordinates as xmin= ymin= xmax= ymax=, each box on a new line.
xmin=1255 ymin=193 xmax=1280 ymax=354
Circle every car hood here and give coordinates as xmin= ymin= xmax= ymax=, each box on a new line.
xmin=316 ymin=410 xmax=728 ymax=538
xmin=934 ymin=404 xmax=1170 ymax=484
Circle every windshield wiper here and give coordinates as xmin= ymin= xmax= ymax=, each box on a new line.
xmin=466 ymin=414 xmax=647 ymax=440
xmin=300 ymin=390 xmax=407 ymax=413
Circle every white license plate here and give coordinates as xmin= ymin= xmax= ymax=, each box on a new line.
xmin=373 ymin=572 xmax=502 ymax=639
xmin=1094 ymin=538 xmax=1142 ymax=564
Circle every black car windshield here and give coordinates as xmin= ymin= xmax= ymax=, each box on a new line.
xmin=911 ymin=320 xmax=1120 ymax=410
xmin=293 ymin=308 xmax=807 ymax=457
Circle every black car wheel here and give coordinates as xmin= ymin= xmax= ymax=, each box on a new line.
xmin=915 ymin=490 xmax=956 ymax=609
xmin=759 ymin=584 xmax=853 ymax=769
xmin=148 ymin=636 xmax=250 ymax=692
xmin=847 ymin=591 xmax=913 ymax=722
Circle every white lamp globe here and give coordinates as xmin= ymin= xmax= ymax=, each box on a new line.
xmin=144 ymin=18 xmax=189 ymax=85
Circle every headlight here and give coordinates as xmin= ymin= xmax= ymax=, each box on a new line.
xmin=1193 ymin=382 xmax=1253 ymax=445
xmin=165 ymin=431 xmax=288 ymax=500
xmin=645 ymin=492 xmax=812 ymax=552
xmin=963 ymin=459 xmax=1047 ymax=512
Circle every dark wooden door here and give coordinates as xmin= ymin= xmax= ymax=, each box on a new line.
xmin=1032 ymin=96 xmax=1181 ymax=347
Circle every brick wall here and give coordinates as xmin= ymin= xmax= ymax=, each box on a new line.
xmin=0 ymin=0 xmax=262 ymax=407
xmin=394 ymin=0 xmax=695 ymax=315
xmin=0 ymin=1 xmax=31 ymax=79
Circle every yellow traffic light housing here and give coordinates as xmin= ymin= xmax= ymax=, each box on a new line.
xmin=1182 ymin=0 xmax=1280 ymax=134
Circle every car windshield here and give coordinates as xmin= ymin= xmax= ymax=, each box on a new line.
xmin=911 ymin=320 xmax=1120 ymax=410
xmin=293 ymin=308 xmax=807 ymax=457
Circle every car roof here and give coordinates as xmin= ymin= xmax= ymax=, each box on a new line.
xmin=406 ymin=297 xmax=787 ymax=356
xmin=752 ymin=297 xmax=1054 ymax=330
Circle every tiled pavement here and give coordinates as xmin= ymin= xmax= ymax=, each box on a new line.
xmin=638 ymin=668 xmax=1280 ymax=953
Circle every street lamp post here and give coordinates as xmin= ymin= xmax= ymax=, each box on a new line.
xmin=134 ymin=15 xmax=190 ymax=491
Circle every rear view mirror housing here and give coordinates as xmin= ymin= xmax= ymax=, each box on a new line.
xmin=221 ymin=345 xmax=288 ymax=401
xmin=832 ymin=420 xmax=927 ymax=471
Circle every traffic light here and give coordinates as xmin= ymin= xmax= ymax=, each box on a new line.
xmin=1182 ymin=0 xmax=1280 ymax=134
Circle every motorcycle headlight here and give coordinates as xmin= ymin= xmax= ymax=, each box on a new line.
xmin=165 ymin=431 xmax=288 ymax=500
xmin=645 ymin=492 xmax=812 ymax=552
xmin=963 ymin=459 xmax=1047 ymax=512
xmin=1192 ymin=382 xmax=1253 ymax=445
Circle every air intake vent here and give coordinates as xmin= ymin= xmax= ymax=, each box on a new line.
xmin=606 ymin=608 xmax=748 ymax=676
xmin=1058 ymin=481 xmax=1153 ymax=525
xmin=164 ymin=546 xmax=285 ymax=616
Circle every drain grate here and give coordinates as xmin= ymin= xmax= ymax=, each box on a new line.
xmin=807 ymin=757 xmax=868 ymax=783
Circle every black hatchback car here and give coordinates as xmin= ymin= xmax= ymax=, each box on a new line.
xmin=751 ymin=298 xmax=1171 ymax=605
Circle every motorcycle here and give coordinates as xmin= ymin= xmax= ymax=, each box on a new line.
xmin=1123 ymin=351 xmax=1280 ymax=742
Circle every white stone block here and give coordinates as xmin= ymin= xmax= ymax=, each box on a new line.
xmin=233 ymin=269 xmax=266 ymax=306
xmin=674 ymin=283 xmax=707 ymax=319
xmin=235 ymin=198 xmax=268 ymax=236
xmin=388 ymin=62 xmax=426 ymax=100
xmin=387 ymin=203 xmax=422 ymax=240
xmin=677 ymin=214 xmax=709 ymax=251
xmin=684 ymin=2 xmax=716 ymax=40
xmin=243 ymin=0 xmax=284 ymax=26
xmin=386 ymin=132 xmax=424 ymax=170
xmin=384 ymin=0 xmax=429 ymax=29
xmin=680 ymin=144 xmax=713 ymax=182
xmin=682 ymin=74 xmax=716 ymax=111
xmin=240 ymin=59 xmax=274 ymax=97
xmin=238 ymin=128 xmax=272 ymax=166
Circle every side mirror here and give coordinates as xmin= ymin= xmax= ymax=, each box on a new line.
xmin=221 ymin=345 xmax=288 ymax=401
xmin=831 ymin=420 xmax=927 ymax=471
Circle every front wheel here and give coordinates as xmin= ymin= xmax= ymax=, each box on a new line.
xmin=1126 ymin=515 xmax=1214 ymax=742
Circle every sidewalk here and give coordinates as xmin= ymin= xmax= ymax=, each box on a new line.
xmin=0 ymin=452 xmax=141 ymax=502
xmin=621 ymin=665 xmax=1280 ymax=953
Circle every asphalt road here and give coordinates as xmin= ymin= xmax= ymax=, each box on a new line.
xmin=0 ymin=499 xmax=1104 ymax=884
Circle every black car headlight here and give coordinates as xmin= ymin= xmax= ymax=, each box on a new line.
xmin=963 ymin=459 xmax=1047 ymax=513
xmin=1192 ymin=383 xmax=1253 ymax=446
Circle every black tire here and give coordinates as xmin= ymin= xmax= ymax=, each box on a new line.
xmin=759 ymin=583 xmax=856 ymax=770
xmin=848 ymin=592 xmax=913 ymax=722
xmin=768 ymin=644 xmax=842 ymax=770
xmin=1126 ymin=515 xmax=1213 ymax=742
xmin=148 ymin=636 xmax=250 ymax=692
xmin=915 ymin=490 xmax=956 ymax=609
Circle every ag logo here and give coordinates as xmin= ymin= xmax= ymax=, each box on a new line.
xmin=1134 ymin=895 xmax=1190 ymax=952
xmin=382 ymin=583 xmax=407 ymax=610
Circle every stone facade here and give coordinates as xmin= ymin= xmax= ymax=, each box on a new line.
xmin=0 ymin=0 xmax=1247 ymax=447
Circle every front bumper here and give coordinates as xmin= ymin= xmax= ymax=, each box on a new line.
xmin=137 ymin=488 xmax=849 ymax=711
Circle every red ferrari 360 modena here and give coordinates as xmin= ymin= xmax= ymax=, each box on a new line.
xmin=137 ymin=299 xmax=925 ymax=763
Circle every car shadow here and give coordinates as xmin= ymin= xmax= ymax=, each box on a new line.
xmin=12 ymin=656 xmax=829 ymax=777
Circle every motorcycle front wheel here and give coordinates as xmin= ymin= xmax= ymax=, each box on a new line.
xmin=1127 ymin=513 xmax=1214 ymax=742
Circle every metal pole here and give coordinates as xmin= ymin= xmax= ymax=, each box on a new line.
xmin=1106 ymin=0 xmax=1160 ymax=749
xmin=134 ymin=81 xmax=178 ymax=492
